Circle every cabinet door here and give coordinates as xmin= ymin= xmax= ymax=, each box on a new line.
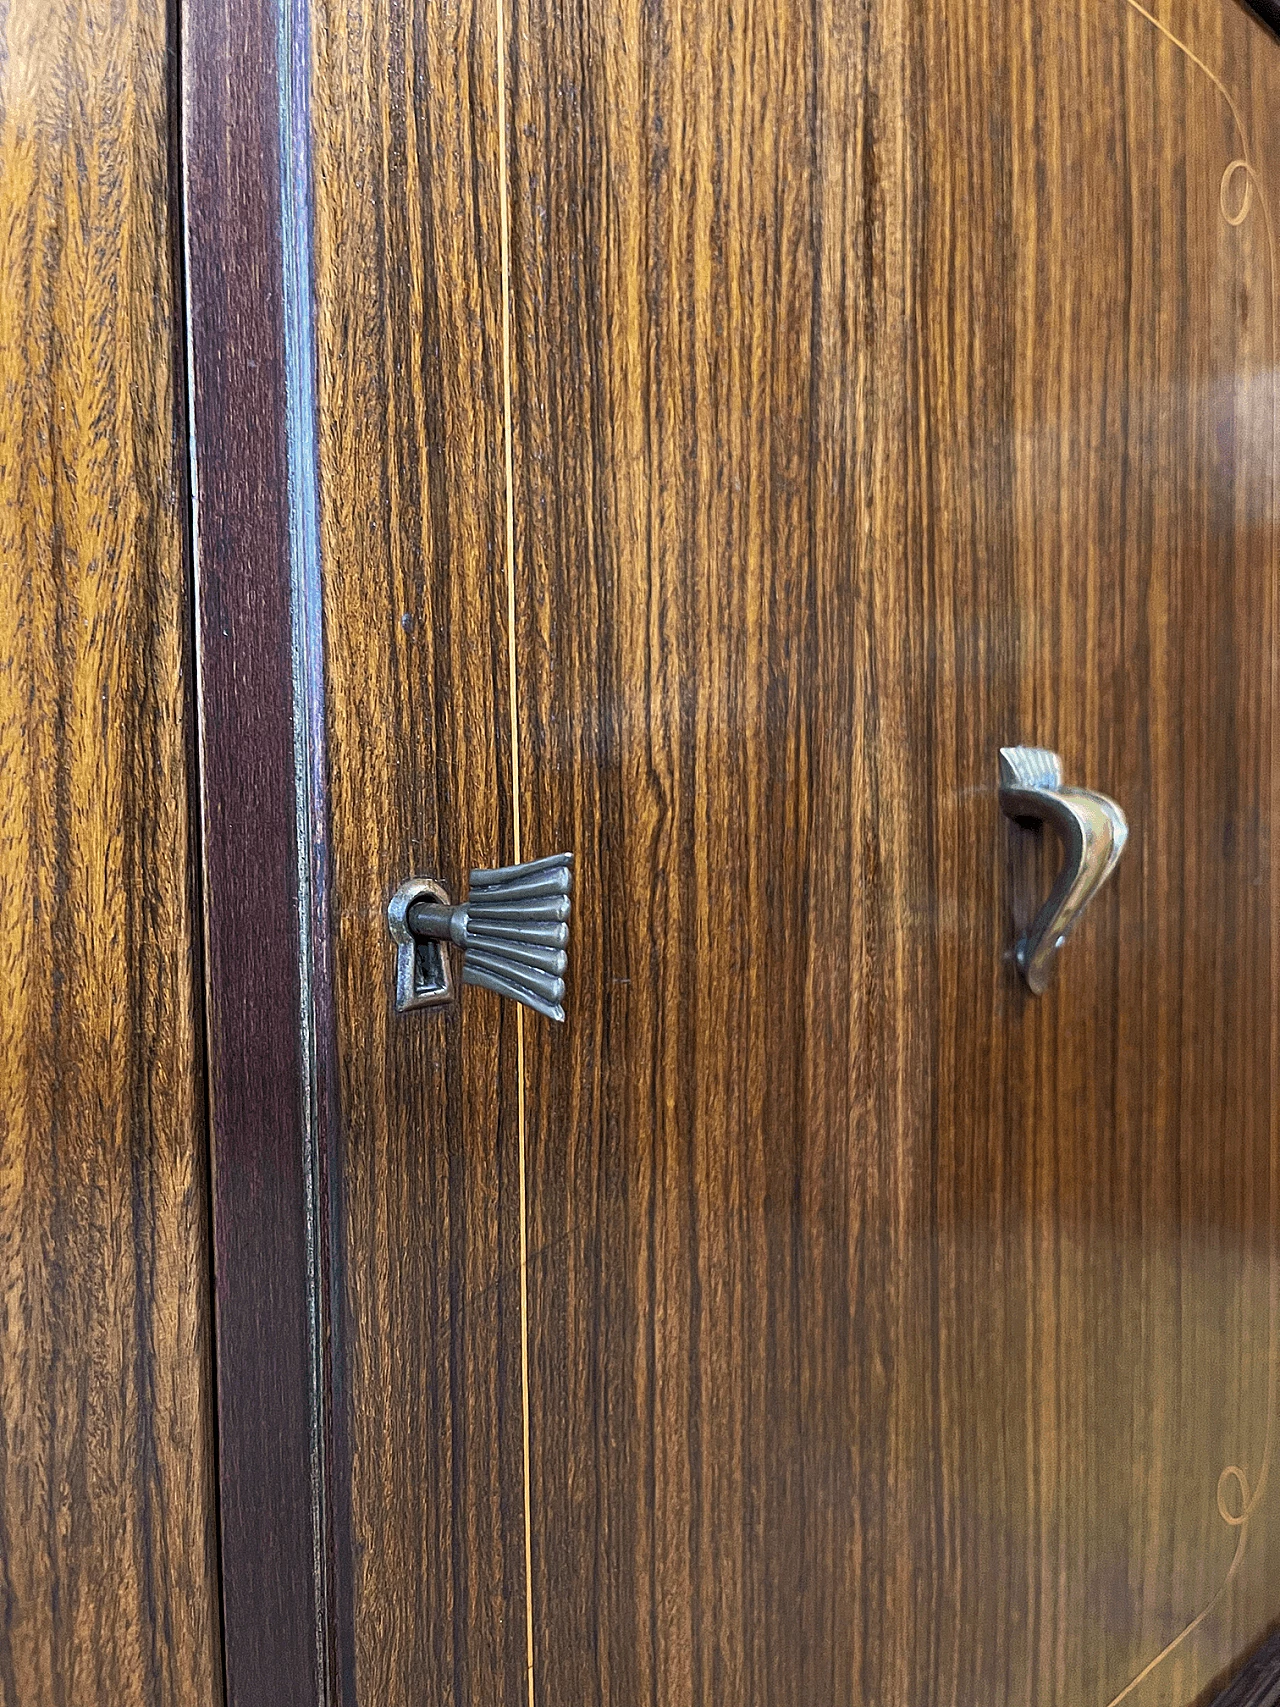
xmin=192 ymin=0 xmax=1280 ymax=1702
xmin=499 ymin=3 xmax=1280 ymax=1701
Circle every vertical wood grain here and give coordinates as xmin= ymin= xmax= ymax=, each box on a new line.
xmin=501 ymin=0 xmax=1280 ymax=1702
xmin=0 ymin=0 xmax=222 ymax=1702
xmin=309 ymin=0 xmax=526 ymax=1702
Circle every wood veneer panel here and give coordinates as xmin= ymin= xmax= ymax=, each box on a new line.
xmin=309 ymin=0 xmax=526 ymax=1702
xmin=504 ymin=0 xmax=1280 ymax=1702
xmin=0 ymin=0 xmax=221 ymax=1701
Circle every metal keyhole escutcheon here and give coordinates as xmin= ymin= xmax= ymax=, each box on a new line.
xmin=388 ymin=852 xmax=574 ymax=1022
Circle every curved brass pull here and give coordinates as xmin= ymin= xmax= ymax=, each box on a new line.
xmin=388 ymin=852 xmax=574 ymax=1022
xmin=999 ymin=747 xmax=1128 ymax=995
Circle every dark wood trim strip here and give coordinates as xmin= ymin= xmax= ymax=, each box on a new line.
xmin=1243 ymin=0 xmax=1280 ymax=38
xmin=1208 ymin=1627 xmax=1280 ymax=1707
xmin=181 ymin=0 xmax=341 ymax=1699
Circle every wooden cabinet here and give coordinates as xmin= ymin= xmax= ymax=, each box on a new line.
xmin=5 ymin=0 xmax=1280 ymax=1701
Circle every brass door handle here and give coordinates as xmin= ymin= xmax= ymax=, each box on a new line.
xmin=999 ymin=747 xmax=1127 ymax=995
xmin=388 ymin=852 xmax=574 ymax=1021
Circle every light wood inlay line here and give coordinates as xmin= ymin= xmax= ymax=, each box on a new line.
xmin=494 ymin=0 xmax=537 ymax=1700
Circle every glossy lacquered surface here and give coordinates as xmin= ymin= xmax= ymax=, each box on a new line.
xmin=0 ymin=0 xmax=221 ymax=1701
xmin=303 ymin=0 xmax=1280 ymax=1702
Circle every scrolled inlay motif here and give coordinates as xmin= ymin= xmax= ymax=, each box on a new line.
xmin=1104 ymin=6 xmax=1277 ymax=1705
xmin=1221 ymin=156 xmax=1256 ymax=226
